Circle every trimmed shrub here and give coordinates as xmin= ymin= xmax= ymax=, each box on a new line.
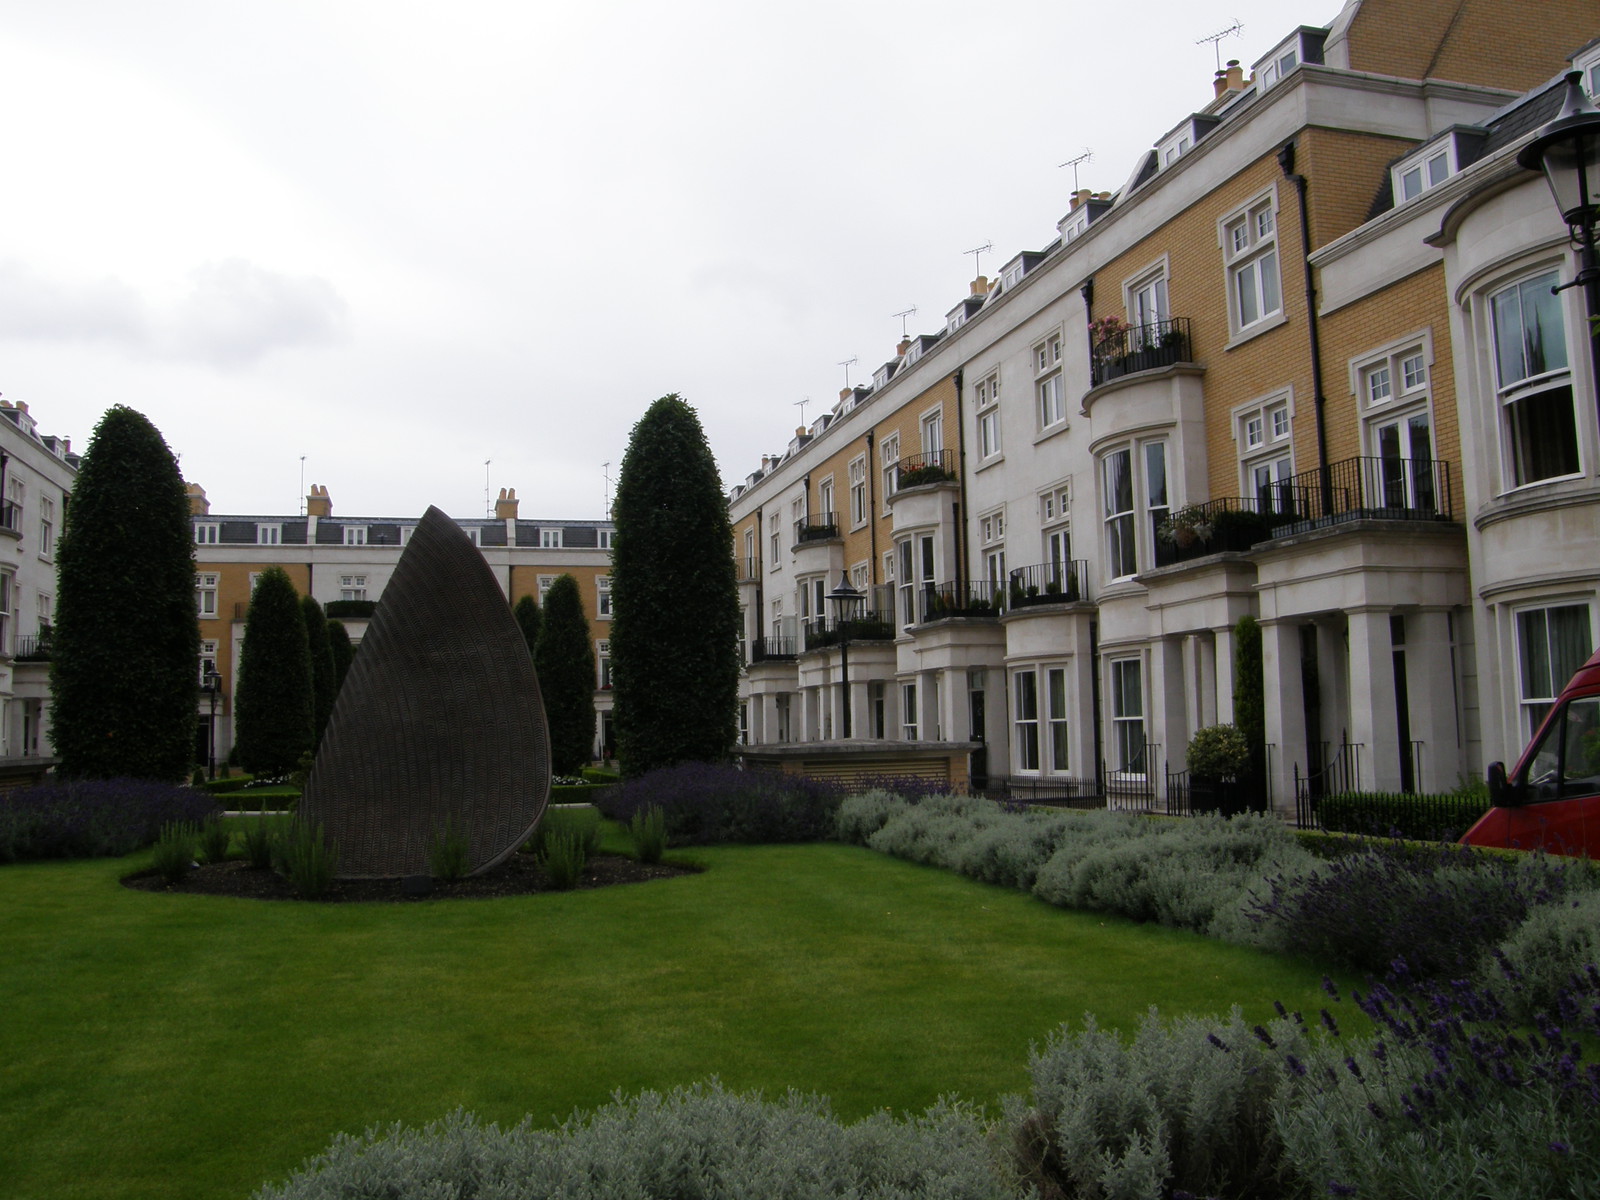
xmin=628 ymin=806 xmax=666 ymax=864
xmin=534 ymin=575 xmax=596 ymax=776
xmin=301 ymin=595 xmax=336 ymax=749
xmin=1317 ymin=789 xmax=1488 ymax=842
xmin=325 ymin=620 xmax=354 ymax=694
xmin=198 ymin=775 xmax=252 ymax=795
xmin=597 ymin=762 xmax=843 ymax=845
xmin=235 ymin=568 xmax=314 ymax=779
xmin=150 ymin=821 xmax=198 ymax=883
xmin=550 ymin=782 xmax=607 ymax=805
xmin=835 ymin=788 xmax=914 ymax=845
xmin=322 ymin=600 xmax=376 ymax=619
xmin=256 ymin=1082 xmax=1009 ymax=1200
xmin=0 ymin=779 xmax=218 ymax=863
xmin=582 ymin=766 xmax=621 ymax=784
xmin=1493 ymin=888 xmax=1600 ymax=1020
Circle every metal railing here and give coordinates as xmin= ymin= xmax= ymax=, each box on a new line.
xmin=1008 ymin=561 xmax=1089 ymax=607
xmin=1090 ymin=317 xmax=1192 ymax=386
xmin=1104 ymin=741 xmax=1161 ymax=808
xmin=1162 ymin=745 xmax=1275 ymax=816
xmin=793 ymin=512 xmax=841 ymax=545
xmin=1294 ymin=740 xmax=1365 ymax=828
xmin=1279 ymin=456 xmax=1455 ymax=526
xmin=801 ymin=609 xmax=896 ymax=650
xmin=920 ymin=581 xmax=1004 ymax=622
xmin=749 ymin=635 xmax=798 ymax=663
xmin=13 ymin=630 xmax=52 ymax=661
xmin=737 ymin=556 xmax=761 ymax=583
xmin=1152 ymin=496 xmax=1303 ymax=567
xmin=894 ymin=450 xmax=957 ymax=489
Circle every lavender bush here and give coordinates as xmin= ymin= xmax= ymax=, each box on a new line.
xmin=596 ymin=762 xmax=845 ymax=845
xmin=0 ymin=778 xmax=219 ymax=863
xmin=1247 ymin=841 xmax=1586 ymax=980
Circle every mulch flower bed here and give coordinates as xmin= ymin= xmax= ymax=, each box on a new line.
xmin=122 ymin=851 xmax=696 ymax=903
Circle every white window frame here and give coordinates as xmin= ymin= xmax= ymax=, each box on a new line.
xmin=199 ymin=639 xmax=219 ymax=687
xmin=1045 ymin=666 xmax=1070 ymax=774
xmin=38 ymin=496 xmax=54 ymax=559
xmin=1013 ymin=669 xmax=1040 ymax=773
xmin=817 ymin=475 xmax=835 ymax=525
xmin=538 ymin=574 xmax=558 ymax=602
xmin=598 ymin=528 xmax=614 ymax=550
xmin=1514 ymin=601 xmax=1595 ymax=740
xmin=197 ymin=572 xmax=219 ymax=618
xmin=1233 ymin=390 xmax=1295 ymax=510
xmin=597 ymin=639 xmax=613 ymax=690
xmin=920 ymin=406 xmax=944 ymax=457
xmin=768 ymin=514 xmax=781 ymax=567
xmin=1392 ymin=142 xmax=1455 ymax=205
xmin=901 ymin=682 xmax=919 ymax=741
xmin=541 ymin=528 xmax=562 ymax=549
xmin=1352 ymin=335 xmax=1439 ymax=511
xmin=1488 ymin=269 xmax=1581 ymax=490
xmin=975 ymin=371 xmax=1002 ymax=461
xmin=1124 ymin=260 xmax=1170 ymax=336
xmin=1220 ymin=189 xmax=1282 ymax=339
xmin=1034 ymin=333 xmax=1066 ymax=430
xmin=880 ymin=432 xmax=901 ymax=509
xmin=339 ymin=574 xmax=368 ymax=602
xmin=848 ymin=455 xmax=868 ymax=527
xmin=195 ymin=522 xmax=219 ymax=545
xmin=342 ymin=525 xmax=367 ymax=546
xmin=1109 ymin=656 xmax=1148 ymax=776
xmin=1100 ymin=440 xmax=1168 ymax=581
xmin=257 ymin=523 xmax=281 ymax=546
xmin=596 ymin=575 xmax=612 ymax=618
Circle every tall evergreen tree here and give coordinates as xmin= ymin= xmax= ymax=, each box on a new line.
xmin=513 ymin=593 xmax=542 ymax=655
xmin=326 ymin=619 xmax=354 ymax=693
xmin=50 ymin=405 xmax=199 ymax=780
xmin=234 ymin=567 xmax=313 ymax=778
xmin=301 ymin=594 xmax=336 ymax=747
xmin=534 ymin=575 xmax=595 ymax=776
xmin=610 ymin=394 xmax=739 ymax=775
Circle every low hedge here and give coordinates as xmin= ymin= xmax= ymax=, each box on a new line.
xmin=324 ymin=600 xmax=377 ymax=619
xmin=0 ymin=779 xmax=219 ymax=862
xmin=550 ymin=783 xmax=608 ymax=805
xmin=582 ymin=767 xmax=621 ymax=784
xmin=198 ymin=776 xmax=252 ymax=795
xmin=1316 ymin=789 xmax=1488 ymax=842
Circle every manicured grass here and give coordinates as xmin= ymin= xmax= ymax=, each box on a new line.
xmin=0 ymin=841 xmax=1338 ymax=1200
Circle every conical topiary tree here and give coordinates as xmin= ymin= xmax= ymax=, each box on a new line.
xmin=534 ymin=575 xmax=595 ymax=776
xmin=610 ymin=394 xmax=739 ymax=775
xmin=49 ymin=405 xmax=199 ymax=780
xmin=513 ymin=593 xmax=541 ymax=655
xmin=326 ymin=619 xmax=354 ymax=693
xmin=234 ymin=567 xmax=313 ymax=778
xmin=302 ymin=594 xmax=336 ymax=748
xmin=1233 ymin=614 xmax=1266 ymax=805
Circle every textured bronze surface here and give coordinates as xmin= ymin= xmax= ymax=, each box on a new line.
xmin=300 ymin=505 xmax=551 ymax=878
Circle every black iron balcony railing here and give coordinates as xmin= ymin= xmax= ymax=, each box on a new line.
xmin=794 ymin=512 xmax=841 ymax=545
xmin=1279 ymin=456 xmax=1455 ymax=526
xmin=1090 ymin=317 xmax=1191 ymax=386
xmin=13 ymin=629 xmax=52 ymax=662
xmin=749 ymin=635 xmax=798 ymax=663
xmin=737 ymin=556 xmax=761 ymax=583
xmin=802 ymin=609 xmax=897 ymax=650
xmin=1151 ymin=496 xmax=1303 ymax=567
xmin=1008 ymin=560 xmax=1090 ymax=608
xmin=894 ymin=449 xmax=957 ymax=489
xmin=919 ymin=581 xmax=1004 ymax=622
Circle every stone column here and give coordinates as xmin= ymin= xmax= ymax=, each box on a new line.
xmin=1348 ymin=608 xmax=1401 ymax=791
xmin=1262 ymin=618 xmax=1308 ymax=812
xmin=1150 ymin=636 xmax=1188 ymax=775
xmin=1214 ymin=624 xmax=1236 ymax=726
xmin=1406 ymin=607 xmax=1463 ymax=791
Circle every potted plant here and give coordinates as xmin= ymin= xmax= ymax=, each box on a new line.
xmin=1186 ymin=723 xmax=1252 ymax=816
xmin=1157 ymin=504 xmax=1214 ymax=549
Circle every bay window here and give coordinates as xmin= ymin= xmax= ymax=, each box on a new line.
xmin=1491 ymin=271 xmax=1579 ymax=487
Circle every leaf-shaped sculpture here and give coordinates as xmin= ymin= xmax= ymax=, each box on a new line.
xmin=300 ymin=505 xmax=551 ymax=878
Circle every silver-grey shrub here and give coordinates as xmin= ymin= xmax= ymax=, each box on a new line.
xmin=256 ymin=1081 xmax=1016 ymax=1200
xmin=1031 ymin=812 xmax=1313 ymax=941
xmin=836 ymin=788 xmax=914 ymax=845
xmin=864 ymin=792 xmax=999 ymax=873
xmin=1005 ymin=1007 xmax=1302 ymax=1200
xmin=1493 ymin=887 xmax=1600 ymax=1021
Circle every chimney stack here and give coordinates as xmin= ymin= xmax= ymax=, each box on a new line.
xmin=185 ymin=482 xmax=210 ymax=516
xmin=1215 ymin=59 xmax=1245 ymax=96
xmin=1070 ymin=188 xmax=1092 ymax=210
xmin=495 ymin=486 xmax=519 ymax=520
xmin=897 ymin=336 xmax=913 ymax=357
xmin=970 ymin=275 xmax=990 ymax=297
xmin=306 ymin=484 xmax=331 ymax=518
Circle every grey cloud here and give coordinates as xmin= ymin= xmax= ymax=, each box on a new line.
xmin=170 ymin=258 xmax=349 ymax=367
xmin=0 ymin=258 xmax=148 ymax=343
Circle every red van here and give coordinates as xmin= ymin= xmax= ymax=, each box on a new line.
xmin=1460 ymin=647 xmax=1600 ymax=858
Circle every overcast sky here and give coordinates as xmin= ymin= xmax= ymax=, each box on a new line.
xmin=1 ymin=0 xmax=1331 ymax=521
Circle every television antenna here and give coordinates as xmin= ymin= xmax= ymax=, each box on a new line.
xmin=964 ymin=242 xmax=993 ymax=278
xmin=837 ymin=357 xmax=858 ymax=388
xmin=1058 ymin=149 xmax=1094 ymax=191
xmin=892 ymin=306 xmax=918 ymax=338
xmin=603 ymin=461 xmax=611 ymax=519
xmin=1197 ymin=19 xmax=1243 ymax=71
xmin=484 ymin=459 xmax=492 ymax=517
xmin=794 ymin=396 xmax=811 ymax=426
xmin=299 ymin=455 xmax=306 ymax=515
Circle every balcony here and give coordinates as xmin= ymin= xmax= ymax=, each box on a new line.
xmin=749 ymin=635 xmax=798 ymax=663
xmin=736 ymin=556 xmax=762 ymax=584
xmin=1090 ymin=317 xmax=1191 ymax=386
xmin=1151 ymin=497 xmax=1302 ymax=568
xmin=919 ymin=581 xmax=1004 ymax=622
xmin=0 ymin=501 xmax=20 ymax=539
xmin=793 ymin=512 xmax=841 ymax=546
xmin=1277 ymin=456 xmax=1455 ymax=528
xmin=801 ymin=608 xmax=897 ymax=650
xmin=1007 ymin=561 xmax=1090 ymax=608
xmin=14 ymin=629 xmax=52 ymax=662
xmin=894 ymin=449 xmax=957 ymax=489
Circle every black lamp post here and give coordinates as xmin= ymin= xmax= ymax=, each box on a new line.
xmin=1518 ymin=70 xmax=1600 ymax=425
xmin=203 ymin=667 xmax=222 ymax=779
xmin=826 ymin=571 xmax=864 ymax=739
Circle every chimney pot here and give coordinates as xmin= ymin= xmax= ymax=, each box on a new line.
xmin=970 ymin=275 xmax=990 ymax=297
xmin=1225 ymin=59 xmax=1245 ymax=91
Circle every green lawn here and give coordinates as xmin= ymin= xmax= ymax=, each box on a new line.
xmin=1 ymin=841 xmax=1337 ymax=1200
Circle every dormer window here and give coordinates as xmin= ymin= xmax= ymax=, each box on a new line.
xmin=1160 ymin=134 xmax=1190 ymax=167
xmin=905 ymin=342 xmax=922 ymax=365
xmin=343 ymin=525 xmax=367 ymax=546
xmin=873 ymin=362 xmax=895 ymax=390
xmin=1061 ymin=210 xmax=1089 ymax=243
xmin=1259 ymin=47 xmax=1298 ymax=86
xmin=1576 ymin=42 xmax=1600 ymax=98
xmin=1255 ymin=27 xmax=1325 ymax=90
xmin=1393 ymin=143 xmax=1454 ymax=203
xmin=1001 ymin=264 xmax=1024 ymax=290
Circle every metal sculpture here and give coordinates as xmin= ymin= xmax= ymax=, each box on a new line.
xmin=300 ymin=505 xmax=551 ymax=878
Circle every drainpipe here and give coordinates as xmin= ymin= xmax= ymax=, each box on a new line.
xmin=865 ymin=431 xmax=877 ymax=589
xmin=953 ymin=370 xmax=968 ymax=597
xmin=1277 ymin=140 xmax=1333 ymax=516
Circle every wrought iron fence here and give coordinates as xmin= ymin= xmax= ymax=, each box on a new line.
xmin=919 ymin=581 xmax=1004 ymax=622
xmin=749 ymin=635 xmax=798 ymax=663
xmin=1090 ymin=317 xmax=1191 ymax=386
xmin=1279 ymin=456 xmax=1455 ymax=526
xmin=894 ymin=449 xmax=957 ymax=489
xmin=801 ymin=609 xmax=897 ymax=650
xmin=1151 ymin=496 xmax=1303 ymax=567
xmin=1008 ymin=560 xmax=1089 ymax=607
xmin=1294 ymin=740 xmax=1364 ymax=828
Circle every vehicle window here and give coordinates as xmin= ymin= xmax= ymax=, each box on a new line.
xmin=1523 ymin=697 xmax=1600 ymax=801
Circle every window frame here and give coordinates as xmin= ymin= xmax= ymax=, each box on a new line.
xmin=1013 ymin=669 xmax=1040 ymax=773
xmin=1033 ymin=332 xmax=1066 ymax=431
xmin=342 ymin=525 xmax=367 ymax=547
xmin=1515 ymin=601 xmax=1594 ymax=741
xmin=195 ymin=522 xmax=219 ymax=545
xmin=1220 ymin=189 xmax=1283 ymax=339
xmin=1099 ymin=439 xmax=1168 ymax=582
xmin=975 ymin=371 xmax=1002 ymax=461
xmin=1488 ymin=269 xmax=1581 ymax=490
xmin=596 ymin=575 xmax=612 ymax=618
xmin=848 ymin=456 xmax=868 ymax=527
xmin=196 ymin=572 xmax=219 ymax=618
xmin=1109 ymin=656 xmax=1148 ymax=776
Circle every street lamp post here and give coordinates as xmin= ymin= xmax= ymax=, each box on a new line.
xmin=826 ymin=571 xmax=864 ymax=739
xmin=203 ymin=667 xmax=222 ymax=779
xmin=1518 ymin=71 xmax=1600 ymax=427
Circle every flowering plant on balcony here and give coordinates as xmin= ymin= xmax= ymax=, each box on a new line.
xmin=1156 ymin=504 xmax=1214 ymax=548
xmin=1088 ymin=314 xmax=1129 ymax=354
